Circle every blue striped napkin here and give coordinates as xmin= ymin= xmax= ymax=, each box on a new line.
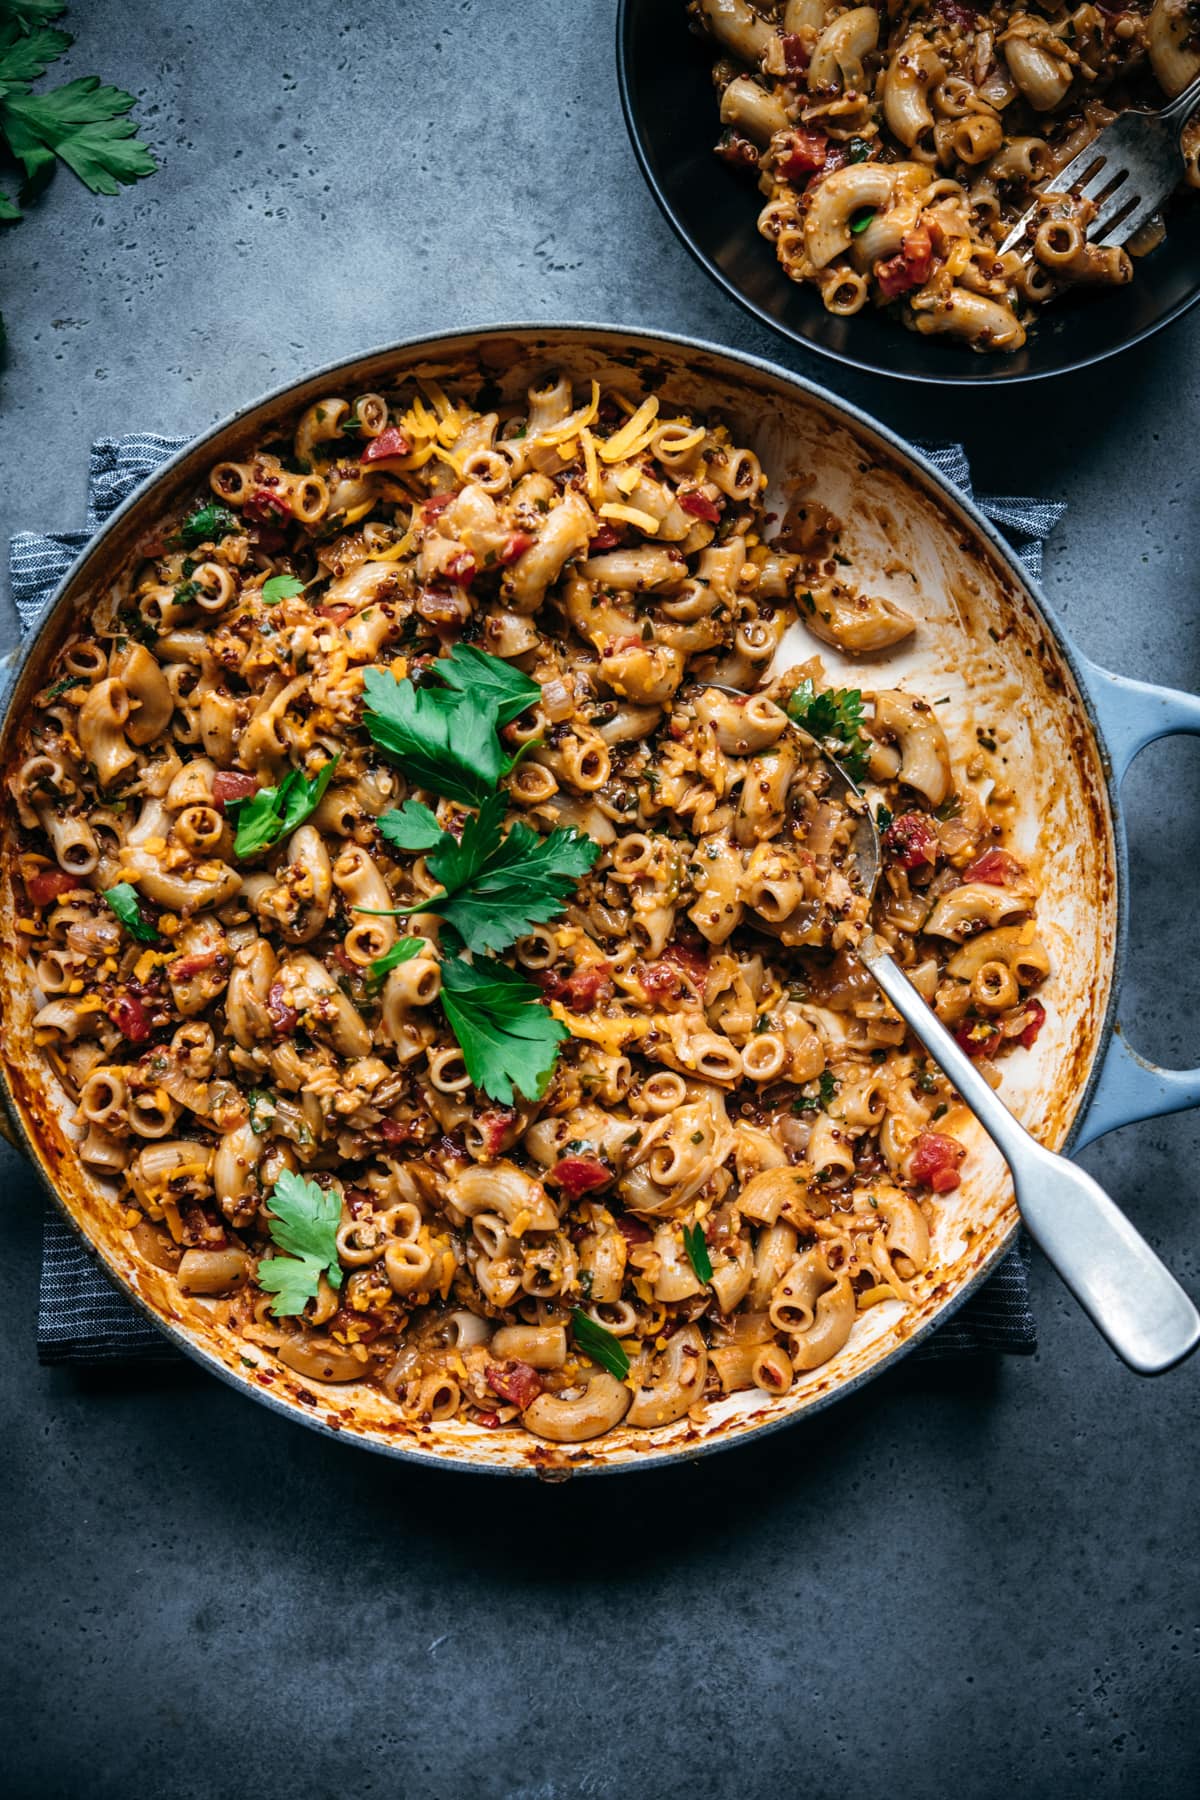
xmin=11 ymin=433 xmax=1057 ymax=1366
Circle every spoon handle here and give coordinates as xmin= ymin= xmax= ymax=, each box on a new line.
xmin=858 ymin=936 xmax=1200 ymax=1375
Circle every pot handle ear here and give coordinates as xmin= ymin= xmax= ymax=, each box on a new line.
xmin=1072 ymin=654 xmax=1200 ymax=1150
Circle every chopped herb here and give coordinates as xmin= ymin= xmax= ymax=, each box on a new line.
xmin=257 ymin=1169 xmax=343 ymax=1317
xmin=874 ymin=803 xmax=893 ymax=834
xmin=261 ymin=573 xmax=305 ymax=605
xmin=173 ymin=501 xmax=239 ymax=549
xmin=246 ymin=1089 xmax=276 ymax=1136
xmin=42 ymin=675 xmax=79 ymax=701
xmin=849 ymin=208 xmax=876 ymax=235
xmin=229 ymin=755 xmax=340 ymax=859
xmin=787 ymin=677 xmax=870 ymax=782
xmin=791 ymin=1069 xmax=838 ymax=1114
xmin=682 ymin=1222 xmax=713 ymax=1284
xmin=102 ymin=881 xmax=158 ymax=943
xmin=848 ymin=137 xmax=871 ymax=163
xmin=570 ymin=1308 xmax=629 ymax=1380
xmin=935 ymin=794 xmax=963 ymax=821
xmin=931 ymin=1102 xmax=949 ymax=1122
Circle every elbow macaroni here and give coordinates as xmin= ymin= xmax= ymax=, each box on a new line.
xmin=7 ymin=366 xmax=1054 ymax=1443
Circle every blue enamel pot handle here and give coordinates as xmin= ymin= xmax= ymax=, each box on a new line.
xmin=1072 ymin=655 xmax=1200 ymax=1151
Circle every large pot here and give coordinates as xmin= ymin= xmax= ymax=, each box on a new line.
xmin=3 ymin=325 xmax=1198 ymax=1475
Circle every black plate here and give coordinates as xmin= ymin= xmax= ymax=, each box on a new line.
xmin=617 ymin=0 xmax=1200 ymax=385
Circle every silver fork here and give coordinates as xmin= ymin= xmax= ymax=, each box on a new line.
xmin=999 ymin=69 xmax=1200 ymax=257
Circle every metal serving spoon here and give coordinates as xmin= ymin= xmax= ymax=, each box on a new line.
xmin=710 ymin=688 xmax=1200 ymax=1375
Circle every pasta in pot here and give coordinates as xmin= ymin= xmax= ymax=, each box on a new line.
xmin=692 ymin=0 xmax=1200 ymax=351
xmin=6 ymin=367 xmax=1052 ymax=1443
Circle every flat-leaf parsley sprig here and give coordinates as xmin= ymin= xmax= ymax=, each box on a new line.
xmin=374 ymin=792 xmax=599 ymax=956
xmin=362 ymin=643 xmax=541 ymax=808
xmin=357 ymin=642 xmax=598 ymax=1105
xmin=787 ymin=677 xmax=870 ymax=783
xmin=257 ymin=1169 xmax=343 ymax=1318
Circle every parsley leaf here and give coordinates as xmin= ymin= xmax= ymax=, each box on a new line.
xmin=366 ymin=934 xmax=424 ymax=990
xmin=361 ymin=644 xmax=540 ymax=809
xmin=0 ymin=18 xmax=71 ymax=91
xmin=377 ymin=798 xmax=447 ymax=854
xmin=849 ymin=207 xmax=876 ymax=235
xmin=173 ymin=501 xmax=240 ymax=549
xmin=682 ymin=1222 xmax=713 ymax=1284
xmin=439 ymin=954 xmax=567 ymax=1105
xmin=229 ymin=756 xmax=340 ymax=859
xmin=377 ymin=791 xmax=598 ymax=956
xmin=257 ymin=1169 xmax=343 ymax=1318
xmin=260 ymin=573 xmax=305 ymax=605
xmin=787 ymin=678 xmax=870 ymax=782
xmin=2 ymin=74 xmax=157 ymax=196
xmin=570 ymin=1309 xmax=630 ymax=1381
xmin=102 ymin=881 xmax=158 ymax=943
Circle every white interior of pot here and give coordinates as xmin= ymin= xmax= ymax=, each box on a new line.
xmin=0 ymin=331 xmax=1119 ymax=1473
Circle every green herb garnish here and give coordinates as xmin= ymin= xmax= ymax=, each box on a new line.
xmin=439 ymin=954 xmax=568 ymax=1106
xmin=361 ymin=644 xmax=541 ymax=809
xmin=375 ymin=792 xmax=598 ymax=956
xmin=791 ymin=1069 xmax=838 ymax=1115
xmin=174 ymin=501 xmax=240 ymax=549
xmin=260 ymin=573 xmax=305 ymax=605
xmin=229 ymin=756 xmax=340 ymax=859
xmin=849 ymin=208 xmax=876 ymax=235
xmin=257 ymin=1169 xmax=343 ymax=1317
xmin=682 ymin=1223 xmax=713 ymax=1284
xmin=366 ymin=934 xmax=424 ymax=991
xmin=787 ymin=677 xmax=870 ymax=782
xmin=570 ymin=1308 xmax=630 ymax=1381
xmin=102 ymin=881 xmax=157 ymax=943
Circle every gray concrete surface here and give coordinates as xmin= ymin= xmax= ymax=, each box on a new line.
xmin=2 ymin=3 xmax=1198 ymax=1796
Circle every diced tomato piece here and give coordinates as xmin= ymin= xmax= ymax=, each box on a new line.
xmin=662 ymin=940 xmax=709 ymax=986
xmin=361 ymin=426 xmax=412 ymax=462
xmin=616 ymin=1215 xmax=651 ymax=1247
xmin=1018 ymin=997 xmax=1047 ymax=1050
xmin=474 ymin=1107 xmax=517 ymax=1158
xmin=315 ymin=601 xmax=355 ymax=624
xmin=679 ymin=489 xmax=722 ymax=523
xmin=267 ymin=981 xmax=298 ymax=1037
xmin=590 ymin=523 xmax=621 ymax=551
xmin=499 ymin=531 xmax=535 ymax=565
xmin=422 ymin=493 xmax=454 ymax=520
xmin=211 ymin=770 xmax=259 ymax=811
xmin=244 ymin=487 xmax=292 ymax=526
xmin=549 ymin=1155 xmax=612 ymax=1201
xmin=876 ymin=225 xmax=935 ymax=301
xmin=883 ymin=811 xmax=939 ymax=870
xmin=559 ymin=962 xmax=613 ymax=1011
xmin=475 ymin=1410 xmax=503 ymax=1429
xmin=170 ymin=948 xmax=221 ymax=980
xmin=639 ymin=960 xmax=684 ymax=999
xmin=485 ymin=1361 xmax=545 ymax=1410
xmin=110 ymin=995 xmax=150 ymax=1043
xmin=778 ymin=31 xmax=810 ymax=73
xmin=962 ymin=848 xmax=1026 ymax=886
xmin=25 ymin=868 xmax=81 ymax=907
xmin=775 ymin=127 xmax=828 ymax=185
xmin=444 ymin=550 xmax=477 ymax=586
xmin=954 ymin=1018 xmax=1002 ymax=1059
xmin=910 ymin=1130 xmax=967 ymax=1193
xmin=377 ymin=1118 xmax=415 ymax=1145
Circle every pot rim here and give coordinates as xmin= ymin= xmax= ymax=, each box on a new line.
xmin=0 ymin=321 xmax=1127 ymax=1475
